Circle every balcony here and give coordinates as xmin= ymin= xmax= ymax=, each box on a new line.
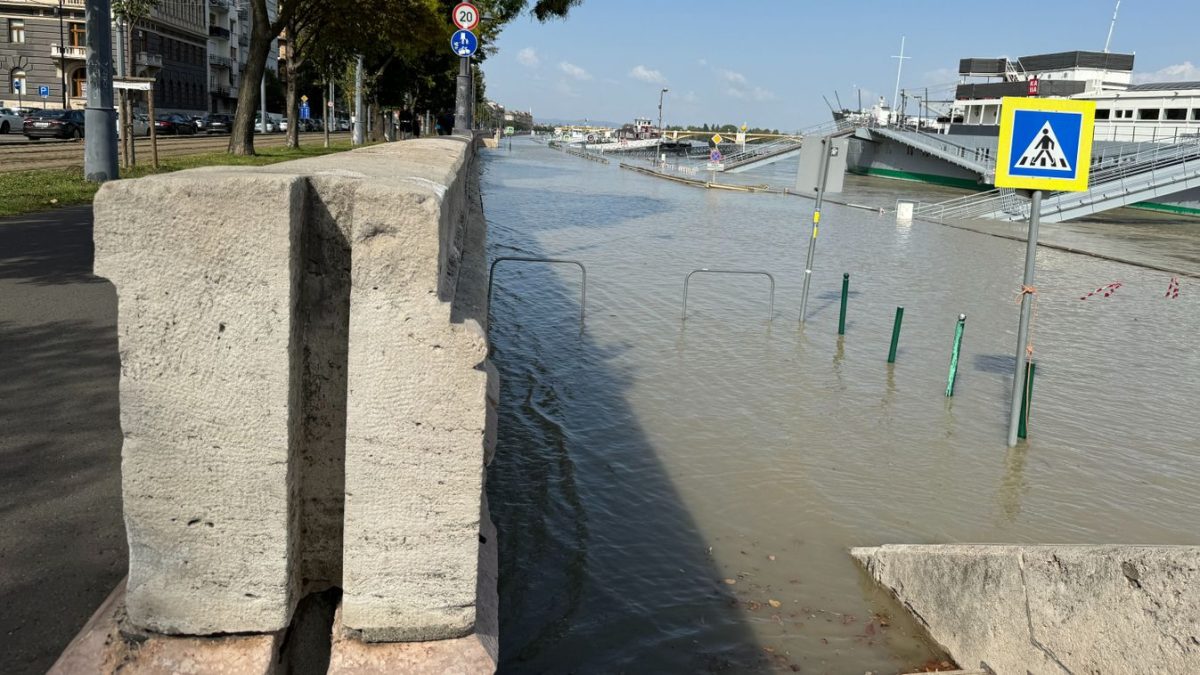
xmin=51 ymin=43 xmax=87 ymax=60
xmin=209 ymin=26 xmax=231 ymax=40
xmin=209 ymin=0 xmax=230 ymax=10
xmin=136 ymin=52 xmax=163 ymax=70
xmin=209 ymin=54 xmax=232 ymax=69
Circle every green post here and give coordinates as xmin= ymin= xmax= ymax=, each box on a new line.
xmin=887 ymin=306 xmax=904 ymax=363
xmin=945 ymin=314 xmax=966 ymax=397
xmin=1017 ymin=360 xmax=1037 ymax=439
xmin=837 ymin=273 xmax=850 ymax=335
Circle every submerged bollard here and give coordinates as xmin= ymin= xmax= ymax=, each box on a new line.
xmin=1017 ymin=360 xmax=1037 ymax=439
xmin=887 ymin=306 xmax=904 ymax=363
xmin=945 ymin=314 xmax=966 ymax=397
xmin=838 ymin=273 xmax=850 ymax=335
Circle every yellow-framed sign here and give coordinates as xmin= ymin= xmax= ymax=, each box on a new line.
xmin=994 ymin=97 xmax=1096 ymax=192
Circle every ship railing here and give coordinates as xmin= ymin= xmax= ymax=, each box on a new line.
xmin=715 ymin=137 xmax=803 ymax=167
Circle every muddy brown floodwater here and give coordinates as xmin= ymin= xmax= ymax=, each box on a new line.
xmin=482 ymin=140 xmax=1200 ymax=673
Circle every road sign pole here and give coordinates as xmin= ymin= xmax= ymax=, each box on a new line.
xmin=454 ymin=55 xmax=470 ymax=134
xmin=798 ymin=138 xmax=831 ymax=324
xmin=1007 ymin=189 xmax=1042 ymax=446
xmin=84 ymin=0 xmax=118 ymax=182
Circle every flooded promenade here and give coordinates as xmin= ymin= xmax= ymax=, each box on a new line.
xmin=483 ymin=140 xmax=1200 ymax=673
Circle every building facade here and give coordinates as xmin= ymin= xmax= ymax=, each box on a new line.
xmin=2 ymin=0 xmax=240 ymax=116
xmin=1 ymin=0 xmax=87 ymax=110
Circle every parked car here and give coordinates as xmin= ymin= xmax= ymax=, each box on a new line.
xmin=24 ymin=109 xmax=85 ymax=140
xmin=203 ymin=113 xmax=233 ymax=134
xmin=189 ymin=115 xmax=205 ymax=132
xmin=0 ymin=107 xmax=23 ymax=134
xmin=117 ymin=112 xmax=151 ymax=138
xmin=254 ymin=113 xmax=277 ymax=133
xmin=278 ymin=117 xmax=288 ymax=133
xmin=154 ymin=113 xmax=197 ymax=135
xmin=336 ymin=118 xmax=351 ymax=131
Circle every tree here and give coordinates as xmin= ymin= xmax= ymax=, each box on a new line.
xmin=228 ymin=0 xmax=583 ymax=155
xmin=112 ymin=0 xmax=159 ymax=166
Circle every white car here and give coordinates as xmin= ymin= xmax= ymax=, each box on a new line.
xmin=117 ymin=112 xmax=151 ymax=138
xmin=0 ymin=108 xmax=24 ymax=134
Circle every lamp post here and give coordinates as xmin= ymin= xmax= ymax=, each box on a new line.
xmin=657 ymin=87 xmax=668 ymax=163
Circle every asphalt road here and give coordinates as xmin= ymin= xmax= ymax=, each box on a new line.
xmin=0 ymin=205 xmax=126 ymax=675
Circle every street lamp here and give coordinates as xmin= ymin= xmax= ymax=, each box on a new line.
xmin=657 ymin=87 xmax=668 ymax=163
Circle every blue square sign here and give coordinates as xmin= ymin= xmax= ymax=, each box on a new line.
xmin=995 ymin=97 xmax=1095 ymax=191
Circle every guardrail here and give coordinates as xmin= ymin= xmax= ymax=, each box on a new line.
xmin=488 ymin=257 xmax=588 ymax=331
xmin=682 ymin=269 xmax=776 ymax=322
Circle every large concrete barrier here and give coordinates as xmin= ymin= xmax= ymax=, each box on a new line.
xmin=90 ymin=137 xmax=496 ymax=667
xmin=852 ymin=544 xmax=1200 ymax=674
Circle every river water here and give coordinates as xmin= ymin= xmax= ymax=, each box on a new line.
xmin=481 ymin=140 xmax=1200 ymax=674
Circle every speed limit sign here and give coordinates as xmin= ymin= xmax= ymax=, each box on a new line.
xmin=452 ymin=3 xmax=479 ymax=31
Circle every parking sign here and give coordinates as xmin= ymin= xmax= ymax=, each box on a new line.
xmin=39 ymin=85 xmax=50 ymax=98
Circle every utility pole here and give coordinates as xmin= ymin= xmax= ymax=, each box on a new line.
xmin=658 ymin=87 xmax=668 ymax=163
xmin=353 ymin=55 xmax=364 ymax=144
xmin=260 ymin=72 xmax=267 ymax=134
xmin=324 ymin=79 xmax=332 ymax=148
xmin=115 ymin=15 xmax=127 ymax=167
xmin=58 ymin=0 xmax=67 ymax=109
xmin=453 ymin=54 xmax=470 ymax=134
xmin=84 ymin=0 xmax=117 ymax=182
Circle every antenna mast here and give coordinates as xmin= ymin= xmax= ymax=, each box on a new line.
xmin=891 ymin=36 xmax=910 ymax=120
xmin=1103 ymin=0 xmax=1121 ymax=53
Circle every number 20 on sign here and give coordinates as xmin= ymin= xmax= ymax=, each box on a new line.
xmin=453 ymin=3 xmax=479 ymax=30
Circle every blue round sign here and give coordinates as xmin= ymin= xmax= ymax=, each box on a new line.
xmin=451 ymin=29 xmax=478 ymax=57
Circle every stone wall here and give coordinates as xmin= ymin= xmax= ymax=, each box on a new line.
xmin=91 ymin=137 xmax=496 ymax=662
xmin=852 ymin=544 xmax=1200 ymax=674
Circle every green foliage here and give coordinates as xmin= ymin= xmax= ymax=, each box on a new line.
xmin=112 ymin=0 xmax=159 ymax=22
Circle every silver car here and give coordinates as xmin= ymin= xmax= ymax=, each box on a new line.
xmin=0 ymin=107 xmax=24 ymax=134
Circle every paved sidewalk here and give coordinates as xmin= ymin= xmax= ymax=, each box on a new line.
xmin=0 ymin=205 xmax=126 ymax=675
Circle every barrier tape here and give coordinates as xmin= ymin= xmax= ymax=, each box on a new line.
xmin=1166 ymin=277 xmax=1181 ymax=299
xmin=1079 ymin=281 xmax=1122 ymax=301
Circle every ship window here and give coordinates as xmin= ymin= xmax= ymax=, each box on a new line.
xmin=1193 ymin=109 xmax=1200 ymax=121
xmin=1165 ymin=108 xmax=1187 ymax=121
xmin=1095 ymin=108 xmax=1111 ymax=120
xmin=1138 ymin=108 xmax=1160 ymax=120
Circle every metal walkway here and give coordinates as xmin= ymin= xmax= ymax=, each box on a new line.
xmin=706 ymin=138 xmax=803 ymax=173
xmin=864 ymin=126 xmax=996 ymax=180
xmin=915 ymin=136 xmax=1200 ymax=223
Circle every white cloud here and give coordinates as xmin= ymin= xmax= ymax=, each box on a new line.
xmin=751 ymin=86 xmax=776 ymax=102
xmin=697 ymin=58 xmax=708 ymax=67
xmin=559 ymin=62 xmax=592 ymax=81
xmin=718 ymin=69 xmax=748 ymax=86
xmin=629 ymin=65 xmax=667 ymax=85
xmin=516 ymin=47 xmax=540 ymax=67
xmin=1133 ymin=61 xmax=1200 ymax=84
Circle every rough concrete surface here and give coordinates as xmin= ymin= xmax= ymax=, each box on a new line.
xmin=852 ymin=544 xmax=1200 ymax=674
xmin=48 ymin=579 xmax=282 ymax=675
xmin=94 ymin=172 xmax=307 ymax=635
xmin=89 ymin=137 xmax=495 ymax=647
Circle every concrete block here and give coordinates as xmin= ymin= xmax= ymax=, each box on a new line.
xmin=339 ymin=142 xmax=492 ymax=641
xmin=94 ymin=172 xmax=306 ymax=635
xmin=852 ymin=544 xmax=1200 ymax=674
xmin=48 ymin=579 xmax=283 ymax=675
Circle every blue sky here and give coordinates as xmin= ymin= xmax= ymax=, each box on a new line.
xmin=482 ymin=0 xmax=1200 ymax=129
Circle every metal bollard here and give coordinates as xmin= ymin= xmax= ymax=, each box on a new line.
xmin=887 ymin=306 xmax=904 ymax=363
xmin=945 ymin=314 xmax=966 ymax=397
xmin=838 ymin=273 xmax=850 ymax=335
xmin=1017 ymin=360 xmax=1036 ymax=439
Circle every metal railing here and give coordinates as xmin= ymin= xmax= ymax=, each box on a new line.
xmin=682 ymin=269 xmax=776 ymax=322
xmin=707 ymin=138 xmax=802 ymax=170
xmin=915 ymin=134 xmax=1200 ymax=222
xmin=488 ymin=257 xmax=588 ymax=331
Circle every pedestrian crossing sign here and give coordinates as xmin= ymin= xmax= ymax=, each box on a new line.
xmin=995 ymin=97 xmax=1095 ymax=191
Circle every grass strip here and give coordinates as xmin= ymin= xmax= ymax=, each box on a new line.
xmin=0 ymin=141 xmax=358 ymax=218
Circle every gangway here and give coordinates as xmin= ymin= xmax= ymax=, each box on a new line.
xmin=706 ymin=138 xmax=803 ymax=173
xmin=864 ymin=126 xmax=996 ymax=180
xmin=914 ymin=136 xmax=1200 ymax=223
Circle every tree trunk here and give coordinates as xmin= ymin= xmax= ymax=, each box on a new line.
xmin=369 ymin=103 xmax=385 ymax=143
xmin=286 ymin=66 xmax=299 ymax=149
xmin=228 ymin=0 xmax=276 ymax=156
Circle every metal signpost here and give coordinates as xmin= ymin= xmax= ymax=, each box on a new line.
xmin=300 ymin=95 xmax=310 ymax=122
xmin=796 ymin=135 xmax=848 ymax=324
xmin=452 ymin=3 xmax=479 ymax=134
xmin=13 ymin=80 xmax=21 ymax=109
xmin=994 ymin=96 xmax=1095 ymax=446
xmin=39 ymin=85 xmax=50 ymax=108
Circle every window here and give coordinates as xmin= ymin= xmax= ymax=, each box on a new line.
xmin=69 ymin=22 xmax=86 ymax=47
xmin=1165 ymin=108 xmax=1187 ymax=121
xmin=71 ymin=69 xmax=86 ymax=98
xmin=1138 ymin=108 xmax=1160 ymax=120
xmin=1193 ymin=109 xmax=1200 ymax=121
xmin=1095 ymin=108 xmax=1111 ymax=120
xmin=9 ymin=69 xmax=26 ymax=95
xmin=9 ymin=19 xmax=25 ymax=44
